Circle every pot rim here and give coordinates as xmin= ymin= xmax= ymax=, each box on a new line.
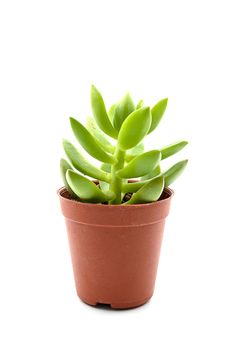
xmin=57 ymin=186 xmax=174 ymax=208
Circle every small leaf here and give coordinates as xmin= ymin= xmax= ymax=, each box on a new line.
xmin=148 ymin=98 xmax=168 ymax=134
xmin=136 ymin=99 xmax=144 ymax=109
xmin=99 ymin=163 xmax=111 ymax=192
xmin=122 ymin=161 xmax=188 ymax=192
xmin=118 ymin=107 xmax=151 ymax=150
xmin=122 ymin=180 xmax=146 ymax=193
xmin=163 ymin=160 xmax=188 ymax=186
xmin=125 ymin=176 xmax=164 ymax=204
xmin=125 ymin=143 xmax=144 ymax=162
xmin=90 ymin=85 xmax=118 ymax=139
xmin=63 ymin=139 xmax=110 ymax=182
xmin=86 ymin=117 xmax=115 ymax=154
xmin=161 ymin=140 xmax=188 ymax=159
xmin=113 ymin=92 xmax=135 ymax=131
xmin=99 ymin=180 xmax=110 ymax=192
xmin=117 ymin=150 xmax=161 ymax=179
xmin=70 ymin=117 xmax=114 ymax=164
xmin=108 ymin=103 xmax=116 ymax=122
xmin=60 ymin=159 xmax=77 ymax=197
xmin=66 ymin=170 xmax=111 ymax=203
xmin=141 ymin=165 xmax=161 ymax=180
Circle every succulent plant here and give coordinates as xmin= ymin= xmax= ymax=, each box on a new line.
xmin=60 ymin=85 xmax=188 ymax=205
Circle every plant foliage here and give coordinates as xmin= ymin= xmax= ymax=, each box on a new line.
xmin=60 ymin=85 xmax=188 ymax=204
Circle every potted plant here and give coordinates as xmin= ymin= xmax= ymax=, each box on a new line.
xmin=58 ymin=85 xmax=188 ymax=309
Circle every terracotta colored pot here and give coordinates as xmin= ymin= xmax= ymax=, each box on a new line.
xmin=58 ymin=187 xmax=174 ymax=309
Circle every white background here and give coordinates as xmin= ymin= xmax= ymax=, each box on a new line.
xmin=0 ymin=0 xmax=232 ymax=349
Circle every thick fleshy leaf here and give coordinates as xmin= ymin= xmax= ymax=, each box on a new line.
xmin=70 ymin=117 xmax=114 ymax=164
xmin=118 ymin=107 xmax=151 ymax=150
xmin=90 ymin=85 xmax=118 ymax=139
xmin=113 ymin=93 xmax=135 ymax=131
xmin=163 ymin=160 xmax=188 ymax=186
xmin=161 ymin=140 xmax=188 ymax=159
xmin=136 ymin=99 xmax=144 ymax=109
xmin=125 ymin=143 xmax=144 ymax=162
xmin=148 ymin=98 xmax=168 ymax=134
xmin=117 ymin=150 xmax=161 ymax=179
xmin=86 ymin=117 xmax=115 ymax=154
xmin=60 ymin=159 xmax=77 ymax=197
xmin=122 ymin=160 xmax=188 ymax=193
xmin=108 ymin=103 xmax=116 ymax=123
xmin=125 ymin=176 xmax=164 ymax=204
xmin=122 ymin=160 xmax=188 ymax=192
xmin=99 ymin=163 xmax=111 ymax=192
xmin=63 ymin=139 xmax=110 ymax=182
xmin=140 ymin=165 xmax=161 ymax=180
xmin=122 ymin=180 xmax=146 ymax=193
xmin=66 ymin=170 xmax=111 ymax=203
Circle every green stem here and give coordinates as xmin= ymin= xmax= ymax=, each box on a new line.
xmin=109 ymin=145 xmax=125 ymax=204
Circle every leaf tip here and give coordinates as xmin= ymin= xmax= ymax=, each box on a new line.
xmin=161 ymin=98 xmax=168 ymax=107
xmin=179 ymin=159 xmax=189 ymax=169
xmin=62 ymin=138 xmax=69 ymax=147
xmin=60 ymin=158 xmax=66 ymax=166
xmin=91 ymin=84 xmax=98 ymax=93
xmin=69 ymin=116 xmax=76 ymax=128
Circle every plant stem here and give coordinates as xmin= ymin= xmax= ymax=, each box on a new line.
xmin=109 ymin=145 xmax=125 ymax=204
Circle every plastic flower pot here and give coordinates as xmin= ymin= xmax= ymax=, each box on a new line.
xmin=58 ymin=186 xmax=174 ymax=309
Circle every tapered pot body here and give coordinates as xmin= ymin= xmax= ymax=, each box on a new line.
xmin=58 ymin=187 xmax=173 ymax=309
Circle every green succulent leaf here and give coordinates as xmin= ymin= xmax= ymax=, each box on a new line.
xmin=90 ymin=85 xmax=118 ymax=139
xmin=122 ymin=160 xmax=188 ymax=193
xmin=113 ymin=93 xmax=135 ymax=131
xmin=161 ymin=140 xmax=188 ymax=160
xmin=118 ymin=107 xmax=151 ymax=150
xmin=63 ymin=139 xmax=110 ymax=182
xmin=117 ymin=150 xmax=161 ymax=179
xmin=99 ymin=180 xmax=110 ymax=192
xmin=101 ymin=163 xmax=111 ymax=173
xmin=148 ymin=98 xmax=168 ymax=134
xmin=122 ymin=180 xmax=146 ymax=193
xmin=66 ymin=170 xmax=111 ymax=203
xmin=60 ymin=159 xmax=77 ymax=197
xmin=108 ymin=103 xmax=116 ymax=123
xmin=140 ymin=164 xmax=161 ymax=180
xmin=136 ymin=99 xmax=144 ymax=109
xmin=99 ymin=163 xmax=111 ymax=192
xmin=70 ymin=117 xmax=114 ymax=164
xmin=125 ymin=176 xmax=164 ymax=204
xmin=125 ymin=143 xmax=144 ymax=162
xmin=86 ymin=117 xmax=115 ymax=154
xmin=61 ymin=85 xmax=188 ymax=205
xmin=163 ymin=160 xmax=188 ymax=186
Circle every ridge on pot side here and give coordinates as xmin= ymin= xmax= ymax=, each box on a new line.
xmin=58 ymin=85 xmax=188 ymax=309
